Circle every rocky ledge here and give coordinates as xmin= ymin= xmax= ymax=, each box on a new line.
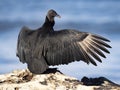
xmin=0 ymin=68 xmax=120 ymax=90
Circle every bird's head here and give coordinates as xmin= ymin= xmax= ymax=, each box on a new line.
xmin=46 ymin=9 xmax=61 ymax=22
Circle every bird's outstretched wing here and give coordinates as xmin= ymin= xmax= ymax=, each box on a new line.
xmin=16 ymin=26 xmax=32 ymax=63
xmin=17 ymin=26 xmax=48 ymax=74
xmin=42 ymin=29 xmax=111 ymax=66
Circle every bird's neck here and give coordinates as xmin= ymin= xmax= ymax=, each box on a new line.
xmin=42 ymin=16 xmax=55 ymax=31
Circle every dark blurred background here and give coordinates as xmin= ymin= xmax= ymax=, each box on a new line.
xmin=0 ymin=0 xmax=120 ymax=83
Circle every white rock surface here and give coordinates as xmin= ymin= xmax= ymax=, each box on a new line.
xmin=0 ymin=69 xmax=119 ymax=90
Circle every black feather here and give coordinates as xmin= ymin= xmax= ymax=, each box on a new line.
xmin=86 ymin=42 xmax=106 ymax=58
xmin=91 ymin=40 xmax=110 ymax=53
xmin=92 ymin=34 xmax=110 ymax=42
xmin=92 ymin=38 xmax=111 ymax=48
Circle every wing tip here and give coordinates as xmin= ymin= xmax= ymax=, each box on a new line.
xmin=92 ymin=62 xmax=97 ymax=66
xmin=92 ymin=34 xmax=111 ymax=42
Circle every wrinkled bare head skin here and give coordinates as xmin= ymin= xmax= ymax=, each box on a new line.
xmin=47 ymin=9 xmax=61 ymax=22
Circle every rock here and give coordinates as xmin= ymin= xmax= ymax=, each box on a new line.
xmin=0 ymin=69 xmax=120 ymax=90
xmin=81 ymin=76 xmax=120 ymax=90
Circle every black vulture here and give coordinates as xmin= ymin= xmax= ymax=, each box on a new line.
xmin=16 ymin=9 xmax=111 ymax=74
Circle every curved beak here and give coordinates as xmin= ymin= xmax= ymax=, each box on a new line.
xmin=56 ymin=14 xmax=61 ymax=18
